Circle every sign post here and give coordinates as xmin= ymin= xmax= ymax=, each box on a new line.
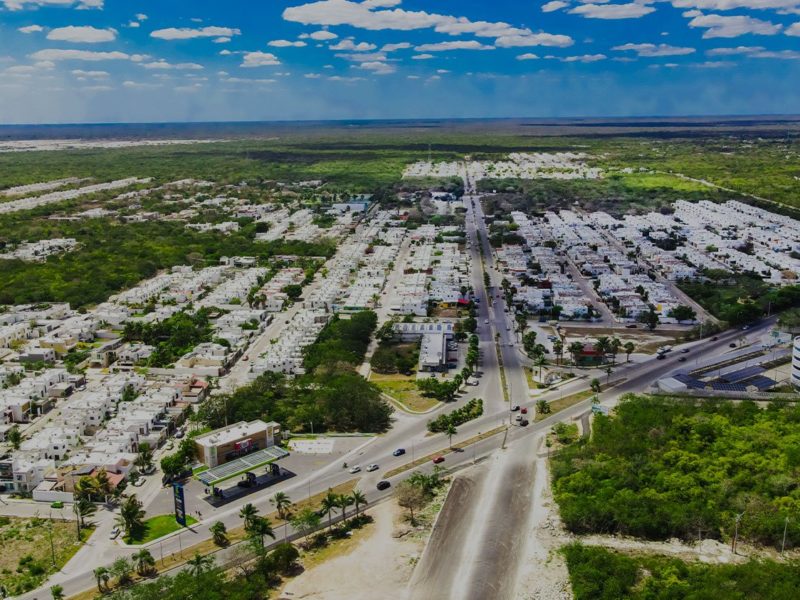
xmin=173 ymin=483 xmax=186 ymax=527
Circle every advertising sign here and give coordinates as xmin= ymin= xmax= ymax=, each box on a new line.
xmin=173 ymin=483 xmax=186 ymax=527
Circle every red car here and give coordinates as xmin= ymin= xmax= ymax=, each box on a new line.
xmin=520 ymin=407 xmax=528 ymax=415
xmin=432 ymin=456 xmax=445 ymax=464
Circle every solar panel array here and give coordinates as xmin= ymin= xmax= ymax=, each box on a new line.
xmin=720 ymin=366 xmax=765 ymax=383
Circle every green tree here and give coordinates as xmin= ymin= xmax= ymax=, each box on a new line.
xmin=396 ymin=481 xmax=427 ymax=526
xmin=50 ymin=585 xmax=65 ymax=600
xmin=93 ymin=566 xmax=110 ymax=593
xmin=110 ymin=557 xmax=133 ymax=587
xmin=623 ymin=341 xmax=635 ymax=362
xmin=270 ymin=492 xmax=292 ymax=521
xmin=116 ymin=495 xmax=146 ymax=540
xmin=132 ymin=549 xmax=155 ymax=576
xmin=321 ymin=490 xmax=339 ymax=530
xmin=445 ymin=422 xmax=457 ymax=448
xmin=351 ymin=490 xmax=368 ymax=518
xmin=6 ymin=425 xmax=21 ymax=450
xmin=186 ymin=553 xmax=215 ymax=577
xmin=590 ymin=378 xmax=601 ymax=393
xmin=239 ymin=503 xmax=259 ymax=532
xmin=210 ymin=521 xmax=228 ymax=547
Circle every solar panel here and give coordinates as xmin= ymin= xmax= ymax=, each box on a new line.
xmin=198 ymin=446 xmax=289 ymax=486
xmin=721 ymin=366 xmax=765 ymax=383
xmin=746 ymin=376 xmax=776 ymax=391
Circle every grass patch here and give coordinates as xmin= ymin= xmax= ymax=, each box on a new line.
xmin=371 ymin=373 xmax=441 ymax=412
xmin=0 ymin=516 xmax=92 ymax=597
xmin=125 ymin=514 xmax=198 ymax=545
xmin=536 ymin=389 xmax=595 ymax=422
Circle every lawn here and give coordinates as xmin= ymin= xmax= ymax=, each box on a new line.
xmin=125 ymin=514 xmax=198 ymax=545
xmin=0 ymin=516 xmax=92 ymax=597
xmin=536 ymin=389 xmax=595 ymax=422
xmin=370 ymin=373 xmax=441 ymax=413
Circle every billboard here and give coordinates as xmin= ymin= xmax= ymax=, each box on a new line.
xmin=234 ymin=438 xmax=252 ymax=452
xmin=173 ymin=483 xmax=186 ymax=527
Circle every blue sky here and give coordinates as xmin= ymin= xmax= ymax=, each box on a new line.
xmin=1 ymin=0 xmax=799 ymax=123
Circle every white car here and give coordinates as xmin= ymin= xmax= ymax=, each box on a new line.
xmin=349 ymin=465 xmax=362 ymax=474
xmin=109 ymin=527 xmax=121 ymax=540
xmin=484 ymin=319 xmax=489 ymax=325
xmin=132 ymin=477 xmax=146 ymax=487
xmin=366 ymin=464 xmax=379 ymax=472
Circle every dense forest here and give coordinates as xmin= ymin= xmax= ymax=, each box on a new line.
xmin=122 ymin=309 xmax=214 ymax=367
xmin=552 ymin=395 xmax=800 ymax=547
xmin=563 ymin=544 xmax=800 ymax=600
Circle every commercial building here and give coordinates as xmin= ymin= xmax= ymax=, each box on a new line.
xmin=193 ymin=419 xmax=281 ymax=468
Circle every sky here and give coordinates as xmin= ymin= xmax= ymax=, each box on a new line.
xmin=0 ymin=0 xmax=799 ymax=124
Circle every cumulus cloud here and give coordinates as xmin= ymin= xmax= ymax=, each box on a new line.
xmin=542 ymin=1 xmax=569 ymax=12
xmin=411 ymin=53 xmax=434 ymax=59
xmin=151 ymin=26 xmax=241 ymax=41
xmin=140 ymin=60 xmax=203 ymax=70
xmin=787 ymin=22 xmax=800 ymax=35
xmin=47 ymin=26 xmax=117 ymax=43
xmin=30 ymin=48 xmax=132 ymax=61
xmin=569 ymin=3 xmax=657 ymax=20
xmin=671 ymin=0 xmax=800 ymax=11
xmin=330 ymin=39 xmax=377 ymax=51
xmin=305 ymin=30 xmax=338 ymax=40
xmin=4 ymin=0 xmax=103 ymax=10
xmin=516 ymin=53 xmax=540 ymax=60
xmin=240 ymin=51 xmax=281 ymax=67
xmin=613 ymin=43 xmax=696 ymax=56
xmin=355 ymin=60 xmax=395 ymax=74
xmin=18 ymin=25 xmax=44 ymax=34
xmin=268 ymin=39 xmax=308 ymax=47
xmin=415 ymin=40 xmax=494 ymax=51
xmin=71 ymin=69 xmax=109 ymax=78
xmin=687 ymin=13 xmax=782 ymax=37
xmin=494 ymin=33 xmax=574 ymax=47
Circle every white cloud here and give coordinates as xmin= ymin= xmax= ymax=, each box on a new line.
xmin=494 ymin=33 xmax=574 ymax=47
xmin=80 ymin=84 xmax=112 ymax=91
xmin=213 ymin=37 xmax=231 ymax=44
xmin=671 ymin=1 xmax=800 ymax=11
xmin=304 ymin=72 xmax=321 ymax=78
xmin=151 ymin=26 xmax=241 ymax=41
xmin=47 ymin=26 xmax=117 ymax=43
xmin=4 ymin=0 xmax=103 ymax=10
xmin=241 ymin=51 xmax=281 ymax=67
xmin=71 ymin=68 xmax=108 ymax=78
xmin=18 ymin=25 xmax=44 ymax=34
xmin=30 ymin=48 xmax=131 ymax=61
xmin=268 ymin=39 xmax=308 ymax=47
xmin=355 ymin=60 xmax=395 ymax=74
xmin=613 ymin=43 xmax=696 ymax=57
xmin=687 ymin=13 xmax=782 ymax=37
xmin=381 ymin=42 xmax=411 ymax=51
xmin=306 ymin=30 xmax=338 ymax=40
xmin=283 ymin=0 xmax=572 ymax=48
xmin=414 ymin=40 xmax=494 ymax=51
xmin=327 ymin=75 xmax=365 ymax=81
xmin=411 ymin=53 xmax=434 ymax=59
xmin=787 ymin=22 xmax=800 ymax=36
xmin=559 ymin=53 xmax=608 ymax=62
xmin=706 ymin=45 xmax=763 ymax=55
xmin=128 ymin=21 xmax=140 ymax=28
xmin=135 ymin=13 xmax=147 ymax=21
xmin=707 ymin=45 xmax=800 ymax=59
xmin=222 ymin=76 xmax=276 ymax=84
xmin=335 ymin=51 xmax=387 ymax=61
xmin=516 ymin=53 xmax=540 ymax=60
xmin=330 ymin=39 xmax=377 ymax=51
xmin=569 ymin=3 xmax=657 ymax=20
xmin=542 ymin=1 xmax=569 ymax=12
xmin=141 ymin=60 xmax=203 ymax=70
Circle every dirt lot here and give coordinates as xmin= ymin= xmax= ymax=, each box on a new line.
xmin=280 ymin=500 xmax=424 ymax=600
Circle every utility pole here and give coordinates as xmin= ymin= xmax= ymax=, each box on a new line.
xmin=781 ymin=517 xmax=789 ymax=555
xmin=731 ymin=512 xmax=744 ymax=554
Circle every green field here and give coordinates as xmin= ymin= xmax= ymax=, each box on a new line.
xmin=126 ymin=514 xmax=198 ymax=545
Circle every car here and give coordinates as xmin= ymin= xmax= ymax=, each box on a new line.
xmin=132 ymin=477 xmax=146 ymax=487
xmin=377 ymin=480 xmax=391 ymax=491
xmin=349 ymin=465 xmax=362 ymax=474
xmin=174 ymin=430 xmax=185 ymax=439
xmin=520 ymin=407 xmax=528 ymax=415
xmin=366 ymin=464 xmax=379 ymax=472
xmin=393 ymin=448 xmax=406 ymax=457
xmin=678 ymin=357 xmax=687 ymax=363
xmin=519 ymin=419 xmax=529 ymax=427
xmin=515 ymin=415 xmax=523 ymax=422
xmin=656 ymin=354 xmax=667 ymax=360
xmin=432 ymin=456 xmax=445 ymax=464
xmin=50 ymin=501 xmax=64 ymax=509
xmin=729 ymin=343 xmax=737 ymax=348
xmin=625 ymin=324 xmax=637 ymax=329
xmin=484 ymin=319 xmax=489 ymax=325
xmin=242 ymin=355 xmax=249 ymax=361
xmin=712 ymin=336 xmax=719 ymax=341
xmin=742 ymin=325 xmax=750 ymax=330
xmin=511 ymin=405 xmax=520 ymax=412
xmin=681 ymin=348 xmax=690 ymax=354
xmin=109 ymin=527 xmax=121 ymax=540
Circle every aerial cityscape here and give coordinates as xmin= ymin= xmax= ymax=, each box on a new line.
xmin=1 ymin=2 xmax=800 ymax=600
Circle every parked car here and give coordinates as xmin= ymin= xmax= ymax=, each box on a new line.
xmin=366 ymin=464 xmax=379 ymax=472
xmin=132 ymin=477 xmax=146 ymax=487
xmin=393 ymin=448 xmax=406 ymax=457
xmin=681 ymin=348 xmax=690 ymax=353
xmin=519 ymin=419 xmax=529 ymax=427
xmin=625 ymin=324 xmax=637 ymax=329
xmin=515 ymin=415 xmax=523 ymax=422
xmin=432 ymin=456 xmax=445 ymax=464
xmin=349 ymin=465 xmax=362 ymax=474
xmin=109 ymin=527 xmax=121 ymax=540
xmin=656 ymin=354 xmax=667 ymax=360
xmin=678 ymin=357 xmax=687 ymax=363
xmin=377 ymin=480 xmax=391 ymax=491
xmin=729 ymin=343 xmax=737 ymax=348
xmin=511 ymin=405 xmax=520 ymax=412
xmin=50 ymin=501 xmax=64 ymax=509
xmin=484 ymin=319 xmax=489 ymax=325
xmin=520 ymin=407 xmax=528 ymax=415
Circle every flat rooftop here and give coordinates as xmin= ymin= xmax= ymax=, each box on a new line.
xmin=193 ymin=419 xmax=278 ymax=448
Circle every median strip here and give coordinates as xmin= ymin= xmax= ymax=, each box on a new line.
xmin=382 ymin=426 xmax=506 ymax=479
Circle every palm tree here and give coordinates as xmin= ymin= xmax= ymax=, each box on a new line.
xmin=337 ymin=494 xmax=354 ymax=523
xmin=553 ymin=340 xmax=564 ymax=366
xmin=351 ymin=490 xmax=368 ymax=518
xmin=290 ymin=508 xmax=321 ymax=544
xmin=186 ymin=552 xmax=215 ymax=576
xmin=594 ymin=336 xmax=611 ymax=364
xmin=110 ymin=557 xmax=133 ymax=587
xmin=271 ymin=492 xmax=292 ymax=521
xmin=134 ymin=443 xmax=153 ymax=471
xmin=116 ymin=495 xmax=145 ymax=539
xmin=568 ymin=341 xmax=584 ymax=366
xmin=610 ymin=338 xmax=623 ymax=365
xmin=321 ymin=490 xmax=339 ymax=530
xmin=534 ymin=354 xmax=547 ymax=382
xmin=239 ymin=503 xmax=259 ymax=531
xmin=445 ymin=422 xmax=458 ymax=448
xmin=74 ymin=476 xmax=100 ymax=502
xmin=95 ymin=469 xmax=112 ymax=502
xmin=132 ymin=549 xmax=155 ymax=576
xmin=623 ymin=341 xmax=635 ymax=362
xmin=210 ymin=521 xmax=228 ymax=547
xmin=248 ymin=516 xmax=275 ymax=550
xmin=50 ymin=585 xmax=65 ymax=600
xmin=73 ymin=496 xmax=96 ymax=539
xmin=93 ymin=566 xmax=110 ymax=593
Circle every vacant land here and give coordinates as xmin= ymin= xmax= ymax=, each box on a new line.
xmin=552 ymin=395 xmax=800 ymax=548
xmin=563 ymin=543 xmax=800 ymax=600
xmin=0 ymin=516 xmax=90 ymax=596
xmin=371 ymin=373 xmax=439 ymax=413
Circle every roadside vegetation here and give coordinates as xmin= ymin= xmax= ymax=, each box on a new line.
xmin=563 ymin=543 xmax=800 ymax=600
xmin=552 ymin=395 xmax=800 ymax=548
